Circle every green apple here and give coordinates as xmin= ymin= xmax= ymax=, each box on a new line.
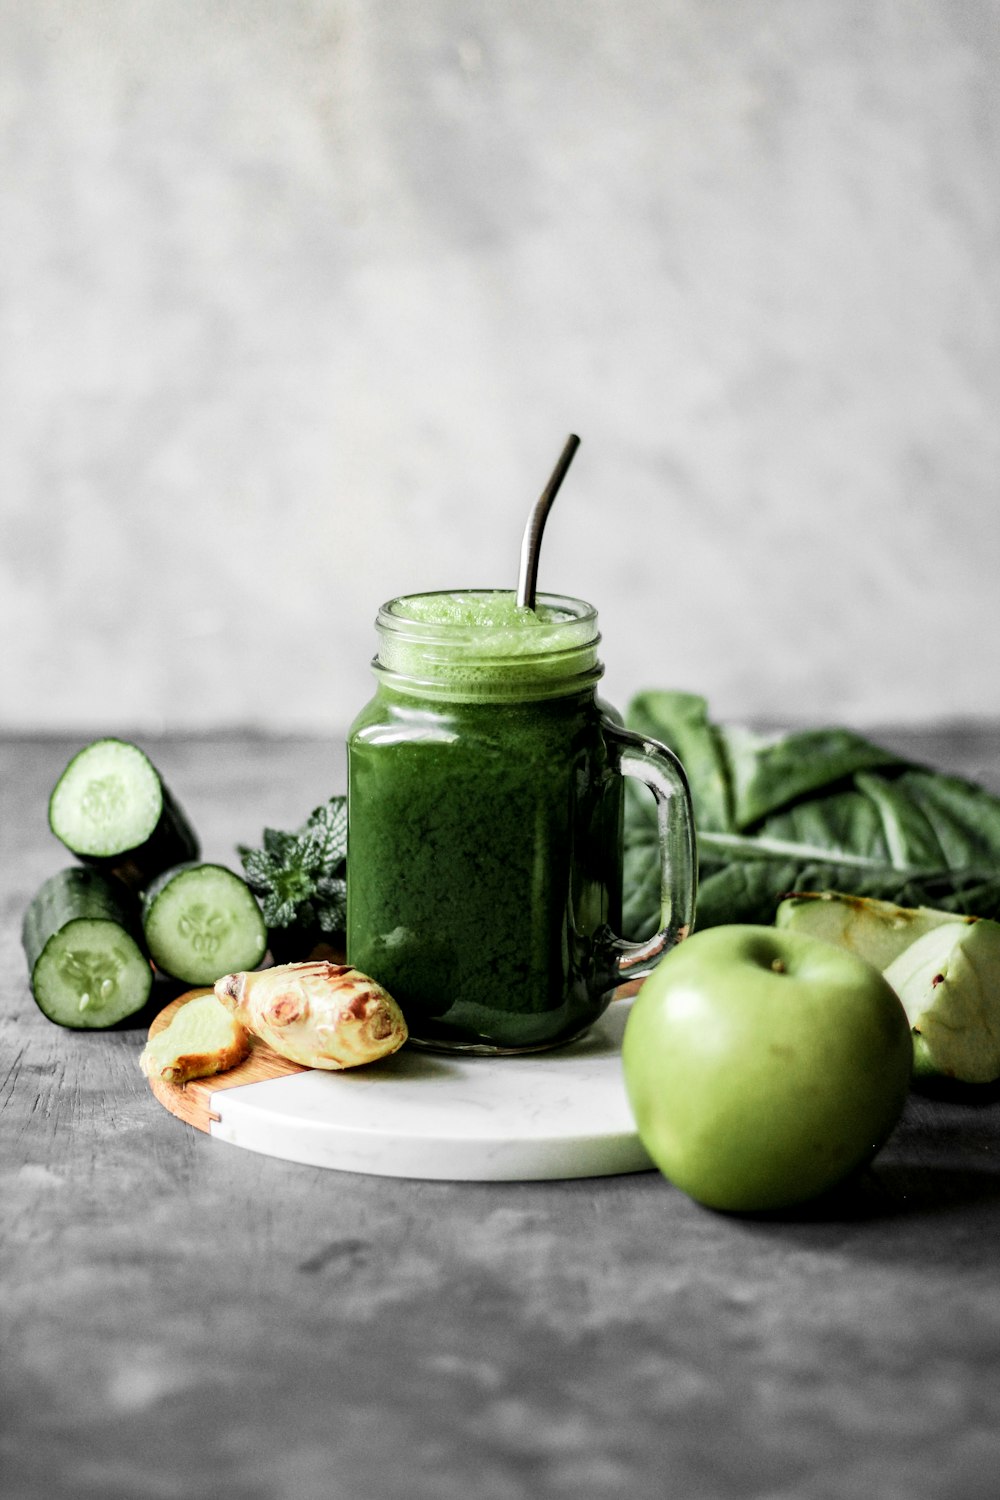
xmin=622 ymin=925 xmax=912 ymax=1212
xmin=883 ymin=918 xmax=1000 ymax=1083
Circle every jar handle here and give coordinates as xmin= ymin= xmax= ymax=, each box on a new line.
xmin=603 ymin=721 xmax=697 ymax=989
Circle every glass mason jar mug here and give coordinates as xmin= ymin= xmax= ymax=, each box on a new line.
xmin=346 ymin=591 xmax=696 ymax=1054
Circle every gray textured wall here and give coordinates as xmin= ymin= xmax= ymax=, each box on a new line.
xmin=2 ymin=1 xmax=998 ymax=733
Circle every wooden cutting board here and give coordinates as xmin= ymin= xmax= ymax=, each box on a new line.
xmin=144 ymin=989 xmax=309 ymax=1134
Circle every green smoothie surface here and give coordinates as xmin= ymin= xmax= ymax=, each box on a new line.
xmin=376 ymin=590 xmax=601 ymax=699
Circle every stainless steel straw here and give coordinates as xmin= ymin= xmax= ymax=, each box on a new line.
xmin=515 ymin=434 xmax=581 ymax=610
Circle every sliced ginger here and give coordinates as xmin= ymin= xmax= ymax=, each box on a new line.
xmin=214 ymin=960 xmax=407 ymax=1070
xmin=139 ymin=991 xmax=252 ymax=1085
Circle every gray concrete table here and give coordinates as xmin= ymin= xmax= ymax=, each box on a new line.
xmin=3 ymin=729 xmax=1000 ymax=1500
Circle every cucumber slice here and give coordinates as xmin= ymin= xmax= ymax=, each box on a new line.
xmin=48 ymin=738 xmax=199 ymax=889
xmin=22 ymin=868 xmax=153 ymax=1028
xmin=142 ymin=864 xmax=267 ymax=985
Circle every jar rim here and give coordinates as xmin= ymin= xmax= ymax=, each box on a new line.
xmin=373 ymin=589 xmax=603 ymax=701
xmin=378 ymin=589 xmax=598 ymax=634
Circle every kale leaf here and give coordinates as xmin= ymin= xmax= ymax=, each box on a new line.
xmin=623 ymin=691 xmax=1000 ymax=939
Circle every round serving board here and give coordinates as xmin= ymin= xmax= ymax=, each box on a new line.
xmin=145 ymin=991 xmax=654 ymax=1182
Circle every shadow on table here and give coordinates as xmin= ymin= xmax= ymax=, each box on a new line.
xmin=911 ymin=1074 xmax=1000 ymax=1107
xmin=736 ymin=1160 xmax=1000 ymax=1231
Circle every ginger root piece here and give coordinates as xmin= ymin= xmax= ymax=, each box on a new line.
xmin=214 ymin=960 xmax=407 ymax=1070
xmin=139 ymin=991 xmax=251 ymax=1084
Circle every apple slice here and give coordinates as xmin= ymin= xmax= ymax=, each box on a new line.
xmin=883 ymin=920 xmax=1000 ymax=1084
xmin=775 ymin=891 xmax=974 ymax=972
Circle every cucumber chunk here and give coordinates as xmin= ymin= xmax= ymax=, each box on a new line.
xmin=48 ymin=738 xmax=199 ymax=889
xmin=142 ymin=864 xmax=267 ymax=985
xmin=22 ymin=868 xmax=153 ymax=1028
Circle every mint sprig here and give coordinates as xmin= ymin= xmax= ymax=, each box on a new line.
xmin=238 ymin=797 xmax=347 ymax=936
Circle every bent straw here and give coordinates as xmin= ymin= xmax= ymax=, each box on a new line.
xmin=516 ymin=434 xmax=581 ymax=610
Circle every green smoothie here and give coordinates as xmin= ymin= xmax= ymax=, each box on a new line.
xmin=346 ymin=591 xmax=624 ymax=1052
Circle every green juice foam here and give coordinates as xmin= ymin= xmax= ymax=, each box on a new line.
xmin=374 ymin=590 xmax=601 ymax=699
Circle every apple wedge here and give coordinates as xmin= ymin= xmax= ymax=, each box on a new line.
xmin=883 ymin=920 xmax=1000 ymax=1084
xmin=775 ymin=891 xmax=975 ymax=972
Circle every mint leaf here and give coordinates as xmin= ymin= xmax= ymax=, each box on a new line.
xmin=238 ymin=796 xmax=348 ymax=938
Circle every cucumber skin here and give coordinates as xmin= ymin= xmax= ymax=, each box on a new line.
xmin=22 ymin=868 xmax=145 ymax=967
xmin=21 ymin=868 xmax=152 ymax=1028
xmin=48 ymin=739 xmax=199 ymax=890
